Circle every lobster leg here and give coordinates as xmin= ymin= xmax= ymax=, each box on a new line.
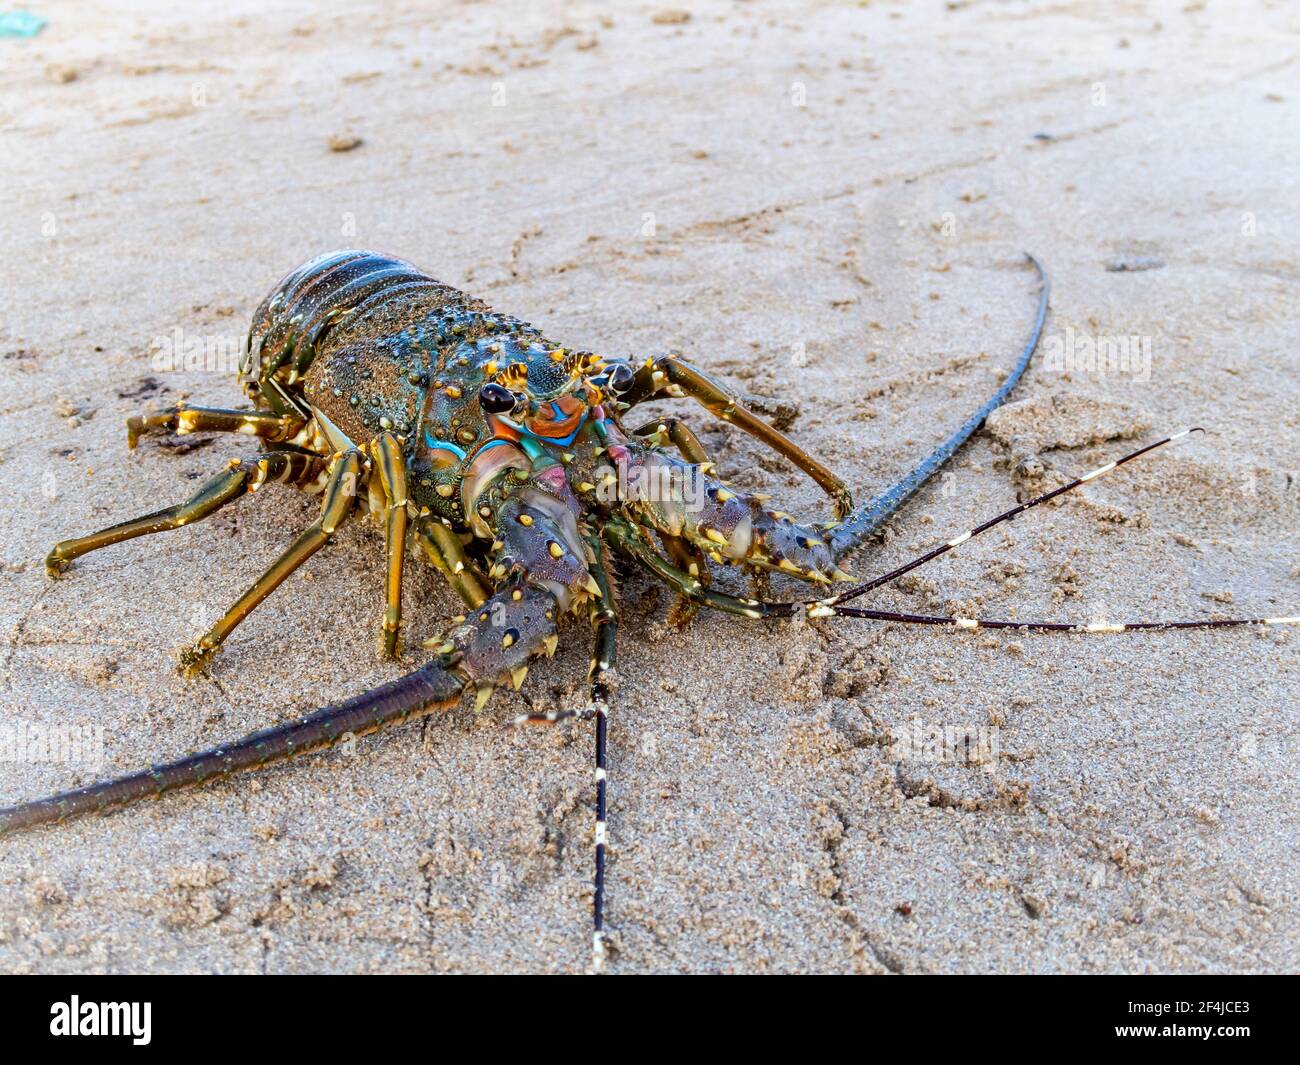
xmin=620 ymin=353 xmax=853 ymax=519
xmin=609 ymin=439 xmax=853 ymax=586
xmin=415 ymin=524 xmax=492 ymax=609
xmin=371 ymin=432 xmax=409 ymax=659
xmin=126 ymin=404 xmax=307 ymax=449
xmin=633 ymin=417 xmax=713 ymax=624
xmin=45 ymin=450 xmax=323 ymax=576
xmin=179 ymin=448 xmax=363 ymax=675
xmin=604 ymin=518 xmax=787 ymax=620
xmin=632 ymin=416 xmax=711 ymax=466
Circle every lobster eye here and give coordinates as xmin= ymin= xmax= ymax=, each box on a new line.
xmin=606 ymin=363 xmax=634 ymax=395
xmin=479 ymin=382 xmax=517 ymax=414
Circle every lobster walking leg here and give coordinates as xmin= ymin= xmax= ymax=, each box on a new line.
xmin=605 ymin=518 xmax=786 ymax=618
xmin=632 ymin=416 xmax=712 ymax=467
xmin=126 ymin=405 xmax=307 ymax=449
xmin=45 ymin=450 xmax=323 ymax=576
xmin=621 ymin=353 xmax=853 ymax=518
xmin=371 ymin=432 xmax=409 ymax=659
xmin=415 ymin=524 xmax=491 ymax=609
xmin=179 ymin=448 xmax=363 ymax=675
xmin=633 ymin=416 xmax=713 ymax=624
xmin=609 ymin=440 xmax=853 ymax=585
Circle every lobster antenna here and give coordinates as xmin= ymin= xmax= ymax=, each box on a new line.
xmin=820 ymin=428 xmax=1204 ymax=609
xmin=507 ymin=552 xmax=617 ymax=974
xmin=815 ymin=604 xmax=1299 ymax=632
xmin=590 ymin=657 xmax=612 ymax=974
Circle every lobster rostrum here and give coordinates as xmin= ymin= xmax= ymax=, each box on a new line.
xmin=7 ymin=250 xmax=1296 ymax=971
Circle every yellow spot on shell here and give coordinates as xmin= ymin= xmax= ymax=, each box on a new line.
xmin=547 ymin=541 xmax=564 ymax=559
xmin=436 ymin=484 xmax=454 ymax=498
xmin=518 ymin=514 xmax=533 ymax=526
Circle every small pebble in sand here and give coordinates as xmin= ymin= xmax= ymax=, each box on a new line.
xmin=47 ymin=64 xmax=78 ymax=84
xmin=328 ymin=134 xmax=363 ymax=152
xmin=651 ymin=10 xmax=691 ymax=24
xmin=25 ymin=876 xmax=68 ymax=907
xmin=1104 ymin=255 xmax=1165 ymax=272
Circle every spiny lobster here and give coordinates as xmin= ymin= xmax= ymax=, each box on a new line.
xmin=4 ymin=250 xmax=1294 ymax=972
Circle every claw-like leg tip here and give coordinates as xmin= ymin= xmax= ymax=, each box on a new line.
xmin=473 ymin=684 xmax=494 ymax=713
xmin=831 ymin=568 xmax=857 ymax=583
xmin=510 ymin=665 xmax=528 ymax=691
xmin=378 ymin=631 xmax=403 ymax=661
xmin=542 ymin=634 xmax=559 ymax=658
xmin=44 ymin=552 xmax=71 ymax=578
xmin=177 ymin=644 xmax=215 ymax=678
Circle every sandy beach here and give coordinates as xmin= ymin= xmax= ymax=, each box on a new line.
xmin=0 ymin=0 xmax=1296 ymax=973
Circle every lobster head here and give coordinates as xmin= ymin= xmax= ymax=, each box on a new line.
xmin=473 ymin=335 xmax=633 ymax=430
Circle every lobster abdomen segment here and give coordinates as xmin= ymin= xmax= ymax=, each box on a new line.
xmin=241 ymin=249 xmax=481 ymax=417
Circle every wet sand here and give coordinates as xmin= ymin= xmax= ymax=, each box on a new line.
xmin=0 ymin=0 xmax=1296 ymax=973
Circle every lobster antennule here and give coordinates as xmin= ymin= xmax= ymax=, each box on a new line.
xmin=0 ymin=663 xmax=466 ymax=836
xmin=816 ymin=428 xmax=1207 ymax=611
